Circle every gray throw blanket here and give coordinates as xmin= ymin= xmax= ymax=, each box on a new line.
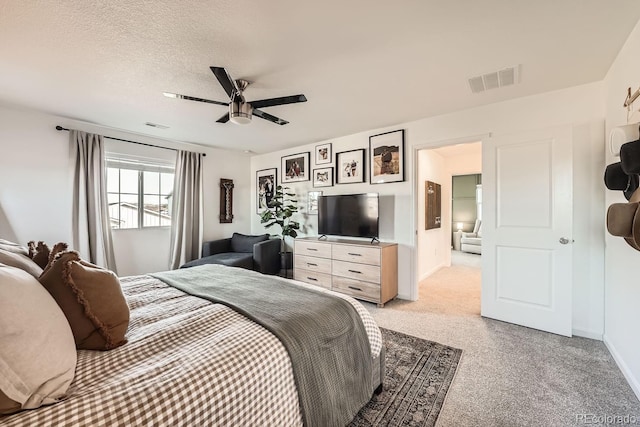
xmin=151 ymin=265 xmax=372 ymax=426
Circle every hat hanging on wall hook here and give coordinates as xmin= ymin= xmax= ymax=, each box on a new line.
xmin=604 ymin=162 xmax=639 ymax=201
xmin=606 ymin=188 xmax=640 ymax=252
xmin=609 ymin=123 xmax=640 ymax=157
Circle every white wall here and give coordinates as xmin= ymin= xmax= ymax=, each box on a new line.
xmin=447 ymin=149 xmax=482 ymax=177
xmin=602 ymin=19 xmax=640 ymax=399
xmin=417 ymin=149 xmax=449 ymax=280
xmin=0 ymin=104 xmax=252 ymax=276
xmin=251 ymin=81 xmax=605 ymax=317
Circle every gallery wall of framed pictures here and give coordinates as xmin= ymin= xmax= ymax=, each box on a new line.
xmin=256 ymin=129 xmax=405 ymax=216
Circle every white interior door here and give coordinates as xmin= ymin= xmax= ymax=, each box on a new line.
xmin=481 ymin=126 xmax=573 ymax=336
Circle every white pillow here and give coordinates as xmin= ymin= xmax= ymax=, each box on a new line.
xmin=0 ymin=263 xmax=77 ymax=414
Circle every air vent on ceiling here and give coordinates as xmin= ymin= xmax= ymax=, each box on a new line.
xmin=468 ymin=65 xmax=520 ymax=94
xmin=145 ymin=122 xmax=169 ymax=129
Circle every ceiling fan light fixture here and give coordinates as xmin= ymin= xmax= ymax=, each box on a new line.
xmin=229 ymin=100 xmax=252 ymax=125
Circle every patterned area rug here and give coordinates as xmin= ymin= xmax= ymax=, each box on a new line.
xmin=350 ymin=328 xmax=463 ymax=427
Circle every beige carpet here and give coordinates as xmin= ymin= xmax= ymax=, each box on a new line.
xmin=364 ymin=251 xmax=640 ymax=427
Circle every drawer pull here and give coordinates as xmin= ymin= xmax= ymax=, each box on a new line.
xmin=307 ymin=277 xmax=318 ymax=282
xmin=307 ymin=248 xmax=318 ymax=251
xmin=348 ymin=269 xmax=362 ymax=274
xmin=307 ymin=263 xmax=317 ymax=267
xmin=347 ymin=252 xmax=362 ymax=256
xmin=348 ymin=286 xmax=362 ymax=291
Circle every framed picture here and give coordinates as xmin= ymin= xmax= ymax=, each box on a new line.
xmin=315 ymin=143 xmax=332 ymax=165
xmin=313 ymin=167 xmax=334 ymax=188
xmin=336 ymin=149 xmax=366 ymax=184
xmin=369 ymin=129 xmax=405 ymax=184
xmin=425 ymin=180 xmax=442 ymax=230
xmin=281 ymin=152 xmax=310 ymax=183
xmin=256 ymin=168 xmax=277 ymax=213
xmin=307 ymin=191 xmax=322 ymax=214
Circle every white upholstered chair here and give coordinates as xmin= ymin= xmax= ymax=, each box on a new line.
xmin=460 ymin=220 xmax=482 ymax=254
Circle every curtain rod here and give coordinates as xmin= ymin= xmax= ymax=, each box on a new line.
xmin=55 ymin=126 xmax=206 ymax=157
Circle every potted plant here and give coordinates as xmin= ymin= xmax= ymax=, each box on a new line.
xmin=259 ymin=185 xmax=300 ymax=270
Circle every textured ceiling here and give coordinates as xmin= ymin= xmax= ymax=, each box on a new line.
xmin=1 ymin=1 xmax=639 ymax=153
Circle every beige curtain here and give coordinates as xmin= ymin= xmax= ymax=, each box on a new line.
xmin=70 ymin=130 xmax=117 ymax=272
xmin=169 ymin=150 xmax=203 ymax=269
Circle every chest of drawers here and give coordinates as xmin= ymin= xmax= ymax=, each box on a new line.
xmin=293 ymin=237 xmax=398 ymax=307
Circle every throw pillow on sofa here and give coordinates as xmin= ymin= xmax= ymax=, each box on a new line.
xmin=39 ymin=251 xmax=130 ymax=350
xmin=230 ymin=232 xmax=269 ymax=253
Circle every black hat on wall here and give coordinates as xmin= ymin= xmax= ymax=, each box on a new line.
xmin=620 ymin=139 xmax=640 ymax=175
xmin=604 ymin=162 xmax=639 ymax=200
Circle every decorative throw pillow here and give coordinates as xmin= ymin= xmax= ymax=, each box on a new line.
xmin=0 ymin=248 xmax=42 ymax=278
xmin=0 ymin=263 xmax=77 ymax=415
xmin=27 ymin=241 xmax=50 ymax=270
xmin=39 ymin=251 xmax=130 ymax=350
xmin=41 ymin=242 xmax=69 ymax=275
xmin=231 ymin=233 xmax=269 ymax=253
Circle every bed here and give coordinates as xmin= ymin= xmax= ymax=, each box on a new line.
xmin=0 ymin=264 xmax=384 ymax=426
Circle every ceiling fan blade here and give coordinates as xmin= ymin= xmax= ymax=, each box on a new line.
xmin=163 ymin=92 xmax=228 ymax=106
xmin=210 ymin=67 xmax=239 ymax=99
xmin=253 ymin=109 xmax=289 ymax=125
xmin=250 ymin=94 xmax=307 ymax=109
xmin=216 ymin=112 xmax=230 ymax=123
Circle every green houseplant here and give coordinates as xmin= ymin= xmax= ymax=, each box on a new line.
xmin=259 ymin=185 xmax=300 ymax=269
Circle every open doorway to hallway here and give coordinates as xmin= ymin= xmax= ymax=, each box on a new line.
xmin=416 ymin=141 xmax=482 ymax=316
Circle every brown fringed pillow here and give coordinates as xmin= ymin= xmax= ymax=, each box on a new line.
xmin=41 ymin=242 xmax=69 ymax=275
xmin=27 ymin=241 xmax=50 ymax=270
xmin=38 ymin=251 xmax=129 ymax=350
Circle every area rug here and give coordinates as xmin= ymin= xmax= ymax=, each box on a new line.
xmin=350 ymin=328 xmax=463 ymax=427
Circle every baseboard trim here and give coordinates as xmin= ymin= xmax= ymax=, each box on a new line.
xmin=396 ymin=292 xmax=413 ymax=301
xmin=603 ymin=334 xmax=640 ymax=401
xmin=419 ymin=263 xmax=446 ymax=282
xmin=572 ymin=328 xmax=603 ymax=341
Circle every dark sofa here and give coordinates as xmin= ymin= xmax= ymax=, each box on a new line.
xmin=180 ymin=232 xmax=281 ymax=275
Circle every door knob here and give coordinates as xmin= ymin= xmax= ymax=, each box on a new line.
xmin=559 ymin=237 xmax=574 ymax=244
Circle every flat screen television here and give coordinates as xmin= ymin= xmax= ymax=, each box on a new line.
xmin=318 ymin=193 xmax=379 ymax=239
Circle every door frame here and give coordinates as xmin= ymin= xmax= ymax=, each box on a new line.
xmin=410 ymin=133 xmax=491 ymax=301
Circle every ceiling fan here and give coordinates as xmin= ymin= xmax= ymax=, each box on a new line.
xmin=163 ymin=66 xmax=307 ymax=125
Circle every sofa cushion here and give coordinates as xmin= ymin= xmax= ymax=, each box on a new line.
xmin=182 ymin=253 xmax=254 ymax=270
xmin=460 ymin=236 xmax=482 ymax=245
xmin=230 ymin=233 xmax=269 ymax=253
xmin=38 ymin=251 xmax=129 ymax=351
xmin=0 ymin=263 xmax=76 ymax=415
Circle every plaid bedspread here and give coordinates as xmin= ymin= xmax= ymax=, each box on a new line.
xmin=0 ymin=275 xmax=381 ymax=426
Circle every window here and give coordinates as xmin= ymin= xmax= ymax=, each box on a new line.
xmin=106 ymin=159 xmax=174 ymax=229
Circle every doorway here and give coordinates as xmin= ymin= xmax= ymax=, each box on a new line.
xmin=414 ymin=140 xmax=483 ymax=316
